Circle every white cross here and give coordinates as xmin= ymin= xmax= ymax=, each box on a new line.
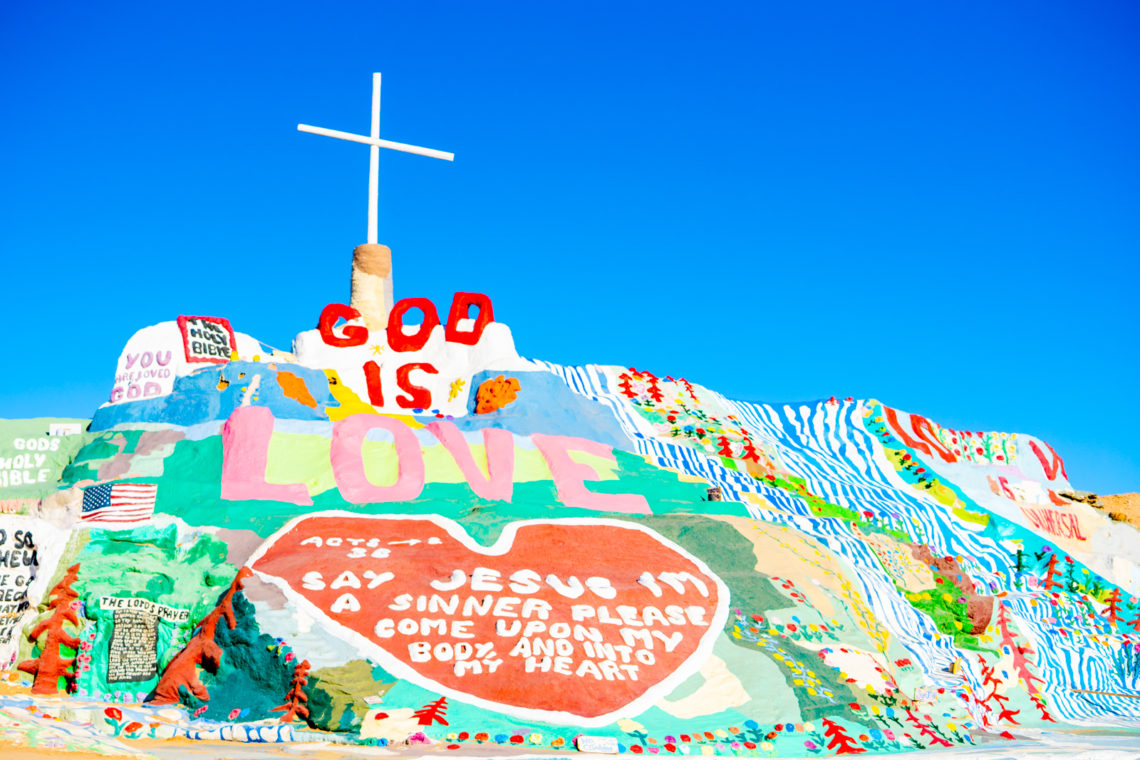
xmin=298 ymin=73 xmax=454 ymax=245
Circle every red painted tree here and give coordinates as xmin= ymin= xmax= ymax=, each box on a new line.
xmin=715 ymin=436 xmax=734 ymax=457
xmin=1029 ymin=692 xmax=1057 ymax=723
xmin=680 ymin=378 xmax=699 ymax=403
xmin=646 ymin=377 xmax=665 ymax=403
xmin=980 ymin=661 xmax=1001 ymax=691
xmin=904 ymin=709 xmax=953 ymax=747
xmin=1104 ymin=588 xmax=1124 ymax=630
xmin=1041 ymin=554 xmax=1062 ymax=592
xmin=17 ymin=563 xmax=81 ymax=695
xmin=148 ymin=567 xmax=252 ymax=704
xmin=273 ymin=658 xmax=311 ymax=723
xmin=617 ymin=373 xmax=637 ymax=399
xmin=987 ymin=690 xmax=1021 ymax=725
xmin=821 ymin=718 xmax=865 ymax=754
xmin=1128 ymin=607 xmax=1140 ymax=633
xmin=995 ymin=602 xmax=1046 ymax=696
xmin=414 ymin=696 xmax=449 ymax=726
xmin=740 ymin=437 xmax=761 ymax=463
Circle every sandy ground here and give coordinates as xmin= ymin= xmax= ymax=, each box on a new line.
xmin=1099 ymin=493 xmax=1140 ymax=527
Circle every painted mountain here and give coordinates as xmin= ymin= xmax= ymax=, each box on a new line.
xmin=1 ymin=280 xmax=1138 ymax=757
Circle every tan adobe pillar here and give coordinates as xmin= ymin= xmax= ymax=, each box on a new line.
xmin=350 ymin=243 xmax=394 ymax=331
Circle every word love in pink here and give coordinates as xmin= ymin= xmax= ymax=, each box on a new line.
xmin=219 ymin=406 xmax=650 ymax=513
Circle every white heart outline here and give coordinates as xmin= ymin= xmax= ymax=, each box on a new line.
xmin=247 ymin=511 xmax=730 ymax=727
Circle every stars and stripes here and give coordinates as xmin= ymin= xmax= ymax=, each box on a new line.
xmin=81 ymin=483 xmax=157 ymax=523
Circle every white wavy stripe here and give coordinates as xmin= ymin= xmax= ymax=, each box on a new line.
xmin=530 ymin=361 xmax=1140 ymax=728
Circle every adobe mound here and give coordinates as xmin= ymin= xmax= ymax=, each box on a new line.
xmin=1 ymin=292 xmax=1138 ymax=757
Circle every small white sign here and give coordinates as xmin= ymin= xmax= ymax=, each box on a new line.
xmin=48 ymin=423 xmax=82 ymax=437
xmin=914 ymin=685 xmax=940 ymax=702
xmin=576 ymin=735 xmax=619 ymax=754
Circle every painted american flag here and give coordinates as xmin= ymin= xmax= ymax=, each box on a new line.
xmin=81 ymin=483 xmax=157 ymax=523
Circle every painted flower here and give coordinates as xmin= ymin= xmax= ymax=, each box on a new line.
xmin=104 ymin=707 xmax=122 ymax=722
xmin=474 ymin=732 xmax=488 ymax=742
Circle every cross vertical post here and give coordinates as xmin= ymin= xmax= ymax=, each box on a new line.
xmin=368 ymin=73 xmax=381 ymax=245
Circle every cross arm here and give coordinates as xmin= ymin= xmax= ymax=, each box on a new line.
xmin=297 ymin=124 xmax=454 ymax=162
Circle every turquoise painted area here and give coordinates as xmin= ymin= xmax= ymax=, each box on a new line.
xmin=456 ymin=370 xmax=631 ymax=451
xmin=89 ymin=362 xmax=333 ymax=431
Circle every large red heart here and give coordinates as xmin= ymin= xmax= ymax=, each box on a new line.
xmin=248 ymin=513 xmax=727 ymax=725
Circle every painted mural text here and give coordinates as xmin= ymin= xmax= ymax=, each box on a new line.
xmin=178 ymin=316 xmax=236 ymax=364
xmin=250 ymin=515 xmax=727 ymax=722
xmin=318 ymin=292 xmax=493 ymax=411
xmin=1019 ymin=506 xmax=1087 ymax=541
xmin=0 ymin=437 xmax=60 ymax=488
xmin=0 ymin=529 xmax=36 ymax=644
xmin=112 ymin=351 xmax=174 ymax=402
xmin=220 ymin=406 xmax=650 ymax=513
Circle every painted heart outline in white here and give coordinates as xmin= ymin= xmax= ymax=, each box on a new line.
xmin=247 ymin=511 xmax=730 ymax=726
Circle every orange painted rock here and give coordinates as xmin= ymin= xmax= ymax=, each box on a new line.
xmin=475 ymin=375 xmax=520 ymax=414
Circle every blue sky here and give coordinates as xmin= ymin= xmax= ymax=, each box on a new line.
xmin=2 ymin=2 xmax=1137 ymax=493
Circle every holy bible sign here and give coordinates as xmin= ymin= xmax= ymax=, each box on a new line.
xmin=248 ymin=513 xmax=728 ymax=724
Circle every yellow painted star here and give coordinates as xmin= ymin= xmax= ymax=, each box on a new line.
xmin=448 ymin=378 xmax=467 ymax=401
xmin=370 ymin=344 xmax=384 ymax=356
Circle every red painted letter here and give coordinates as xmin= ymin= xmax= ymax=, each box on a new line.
xmin=396 ymin=363 xmax=438 ymax=410
xmin=363 ymin=360 xmax=384 ymax=406
xmin=318 ymin=304 xmax=369 ymax=348
xmin=445 ymin=292 xmax=494 ymax=345
xmin=1029 ymin=440 xmax=1068 ymax=482
xmin=387 ymin=298 xmax=440 ymax=353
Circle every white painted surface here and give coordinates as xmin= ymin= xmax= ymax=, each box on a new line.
xmin=368 ymin=72 xmax=381 ymax=245
xmin=297 ymin=124 xmax=455 ymax=161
